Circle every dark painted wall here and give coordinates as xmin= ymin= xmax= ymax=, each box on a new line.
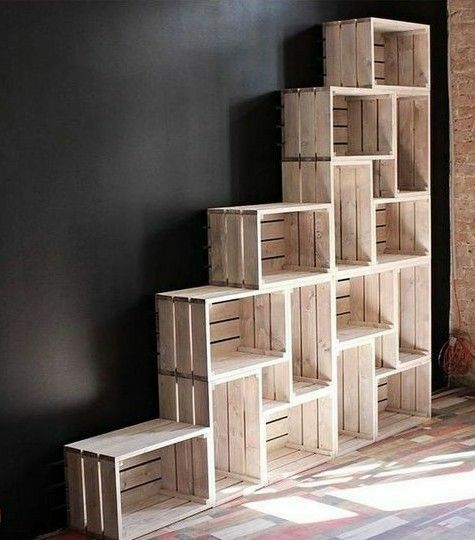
xmin=0 ymin=1 xmax=448 ymax=538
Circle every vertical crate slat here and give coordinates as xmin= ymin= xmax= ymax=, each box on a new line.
xmin=83 ymin=452 xmax=103 ymax=538
xmin=65 ymin=449 xmax=86 ymax=532
xmin=100 ymin=458 xmax=121 ymax=539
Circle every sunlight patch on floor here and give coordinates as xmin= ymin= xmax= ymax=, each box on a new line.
xmin=244 ymin=495 xmax=358 ymax=524
xmin=297 ymin=476 xmax=355 ymax=488
xmin=373 ymin=461 xmax=464 ymax=477
xmin=314 ymin=461 xmax=382 ymax=478
xmin=328 ymin=469 xmax=475 ymax=511
xmin=419 ymin=450 xmax=475 ymax=462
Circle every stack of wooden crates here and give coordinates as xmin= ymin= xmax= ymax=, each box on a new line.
xmin=65 ymin=18 xmax=431 ymax=540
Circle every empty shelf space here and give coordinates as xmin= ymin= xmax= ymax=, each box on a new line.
xmin=375 ymin=197 xmax=430 ymax=260
xmin=378 ymin=411 xmax=427 ymax=441
xmin=122 ymin=492 xmax=207 ymax=540
xmin=211 ymin=351 xmax=287 ymax=381
xmin=395 ymin=189 xmax=430 ymax=199
xmin=262 ymin=398 xmax=291 ymax=416
xmin=215 ymin=472 xmax=260 ymax=504
xmin=261 ymin=269 xmax=331 ymax=288
xmin=337 ymin=324 xmax=393 ymax=350
xmin=332 ymin=154 xmax=394 ymax=163
xmin=376 ymin=350 xmax=430 ymax=380
xmin=267 ymin=446 xmax=330 ymax=482
xmin=293 ymin=379 xmax=331 ymax=399
xmin=338 ymin=434 xmax=372 ymax=456
xmin=335 ymin=262 xmax=373 ymax=278
xmin=376 ymin=252 xmax=430 ymax=268
xmin=399 ymin=349 xmax=430 ymax=366
xmin=332 ymin=93 xmax=394 ymax=158
xmin=262 ymin=380 xmax=331 ymax=417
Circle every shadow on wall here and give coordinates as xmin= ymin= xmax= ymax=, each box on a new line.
xmin=283 ymin=25 xmax=324 ymax=88
xmin=228 ymin=92 xmax=282 ymax=205
xmin=226 ymin=25 xmax=325 ymax=207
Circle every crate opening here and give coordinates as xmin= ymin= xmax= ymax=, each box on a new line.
xmin=397 ymin=96 xmax=430 ymax=194
xmin=213 ymin=375 xmax=263 ymax=503
xmin=209 ymin=292 xmax=288 ymax=380
xmin=334 ymin=164 xmax=374 ymax=268
xmin=399 ymin=265 xmax=431 ymax=354
xmin=378 ymin=362 xmax=431 ymax=439
xmin=375 ymin=198 xmax=430 ymax=263
xmin=336 ymin=273 xmax=396 ymax=353
xmin=374 ymin=24 xmax=429 ymax=88
xmin=266 ymin=397 xmax=333 ymax=481
xmin=260 ymin=209 xmax=332 ymax=285
xmin=291 ymin=283 xmax=333 ymax=391
xmin=337 ymin=344 xmax=376 ymax=445
xmin=373 ymin=159 xmax=397 ymax=198
xmin=333 ymin=94 xmax=393 ymax=157
xmin=120 ymin=437 xmax=210 ymax=538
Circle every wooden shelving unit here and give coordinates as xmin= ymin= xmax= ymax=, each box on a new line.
xmin=65 ymin=17 xmax=431 ymax=539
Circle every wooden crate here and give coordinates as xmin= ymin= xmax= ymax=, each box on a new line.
xmin=65 ymin=420 xmax=213 ymax=540
xmin=334 ymin=163 xmax=375 ymax=267
xmin=336 ymin=271 xmax=397 ymax=367
xmin=213 ymin=373 xmax=265 ymax=503
xmin=324 ymin=18 xmax=430 ymax=89
xmin=265 ymin=395 xmax=335 ymax=481
xmin=157 ymin=287 xmax=292 ymax=393
xmin=337 ymin=343 xmax=377 ymax=449
xmin=208 ymin=203 xmax=333 ymax=289
xmin=282 ymin=88 xmax=394 ymax=160
xmin=397 ymin=96 xmax=430 ymax=194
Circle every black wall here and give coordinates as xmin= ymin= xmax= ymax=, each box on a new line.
xmin=0 ymin=1 xmax=449 ymax=538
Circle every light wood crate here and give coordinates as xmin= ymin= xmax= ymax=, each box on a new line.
xmin=65 ymin=421 xmax=213 ymax=540
xmin=208 ymin=203 xmax=334 ymax=289
xmin=323 ymin=18 xmax=430 ymax=89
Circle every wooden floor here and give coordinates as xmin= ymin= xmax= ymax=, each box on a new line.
xmin=52 ymin=389 xmax=475 ymax=540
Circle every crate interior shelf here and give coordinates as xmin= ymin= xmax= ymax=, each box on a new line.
xmin=375 ymin=350 xmax=429 ymax=379
xmin=265 ymin=396 xmax=335 ymax=482
xmin=65 ymin=16 xmax=431 ymax=540
xmin=337 ymin=324 xmax=394 ymax=349
xmin=375 ymin=196 xmax=430 ymax=262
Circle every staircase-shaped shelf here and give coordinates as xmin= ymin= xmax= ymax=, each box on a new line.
xmin=65 ymin=16 xmax=432 ymax=540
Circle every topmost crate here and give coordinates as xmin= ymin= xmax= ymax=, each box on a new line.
xmin=324 ymin=18 xmax=430 ymax=89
